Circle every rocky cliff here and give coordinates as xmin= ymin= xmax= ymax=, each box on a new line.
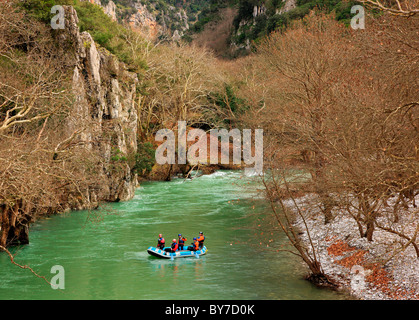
xmin=59 ymin=6 xmax=139 ymax=204
xmin=229 ymin=0 xmax=354 ymax=55
xmin=128 ymin=2 xmax=161 ymax=40
xmin=81 ymin=0 xmax=195 ymax=41
xmin=126 ymin=1 xmax=191 ymax=41
xmin=230 ymin=0 xmax=295 ymax=53
xmin=0 ymin=4 xmax=140 ymax=248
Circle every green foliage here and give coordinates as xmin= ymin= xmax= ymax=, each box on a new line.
xmin=20 ymin=0 xmax=148 ymax=73
xmin=190 ymin=3 xmax=220 ymax=33
xmin=334 ymin=1 xmax=361 ymax=24
xmin=208 ymin=84 xmax=249 ymax=125
xmin=184 ymin=0 xmax=234 ymax=34
xmin=266 ymin=0 xmax=283 ymax=15
xmin=20 ymin=0 xmax=55 ymax=22
xmin=115 ymin=3 xmax=137 ymax=22
xmin=20 ymin=0 xmax=72 ymax=23
xmin=110 ymin=147 xmax=128 ymax=162
xmin=295 ymin=0 xmax=361 ymax=22
xmin=233 ymin=0 xmax=259 ymax=29
xmin=132 ymin=142 xmax=155 ymax=176
xmin=266 ymin=13 xmax=289 ymax=33
xmin=233 ymin=0 xmax=361 ymax=44
xmin=251 ymin=14 xmax=267 ymax=39
xmin=72 ymin=1 xmax=117 ymax=47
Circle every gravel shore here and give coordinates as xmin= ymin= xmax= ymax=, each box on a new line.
xmin=288 ymin=194 xmax=419 ymax=300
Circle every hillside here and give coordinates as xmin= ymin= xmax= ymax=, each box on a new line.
xmin=84 ymin=0 xmax=358 ymax=56
xmin=83 ymin=0 xmax=211 ymax=40
xmin=229 ymin=0 xmax=358 ymax=55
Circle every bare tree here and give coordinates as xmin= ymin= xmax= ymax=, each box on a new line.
xmin=236 ymin=12 xmax=419 ymax=282
xmin=0 ymin=1 xmax=108 ymax=247
xmin=359 ymin=0 xmax=419 ymax=16
xmin=138 ymin=42 xmax=224 ymax=138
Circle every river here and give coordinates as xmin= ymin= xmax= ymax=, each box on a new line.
xmin=0 ymin=170 xmax=348 ymax=300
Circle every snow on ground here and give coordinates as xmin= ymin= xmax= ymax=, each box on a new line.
xmin=287 ymin=193 xmax=419 ymax=300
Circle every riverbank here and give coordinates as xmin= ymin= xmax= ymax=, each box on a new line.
xmin=289 ymin=194 xmax=419 ymax=300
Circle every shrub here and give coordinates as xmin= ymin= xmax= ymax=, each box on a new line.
xmin=132 ymin=142 xmax=155 ymax=176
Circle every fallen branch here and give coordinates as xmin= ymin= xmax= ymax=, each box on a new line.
xmin=0 ymin=245 xmax=52 ymax=286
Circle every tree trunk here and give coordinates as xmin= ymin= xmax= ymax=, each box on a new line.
xmin=0 ymin=205 xmax=10 ymax=247
xmin=305 ymin=260 xmax=338 ymax=288
xmin=0 ymin=204 xmax=30 ymax=247
xmin=165 ymin=164 xmax=173 ymax=181
xmin=364 ymin=219 xmax=375 ymax=242
xmin=313 ymin=150 xmax=335 ymax=225
xmin=295 ymin=243 xmax=338 ymax=288
xmin=321 ymin=194 xmax=335 ymax=224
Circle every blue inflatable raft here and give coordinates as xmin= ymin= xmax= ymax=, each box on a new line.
xmin=147 ymin=246 xmax=207 ymax=259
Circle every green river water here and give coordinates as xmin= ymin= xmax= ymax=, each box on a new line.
xmin=0 ymin=170 xmax=348 ymax=300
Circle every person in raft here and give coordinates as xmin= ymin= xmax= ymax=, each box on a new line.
xmin=197 ymin=231 xmax=205 ymax=249
xmin=178 ymin=234 xmax=187 ymax=251
xmin=165 ymin=239 xmax=178 ymax=253
xmin=187 ymin=238 xmax=200 ymax=251
xmin=157 ymin=234 xmax=165 ymax=250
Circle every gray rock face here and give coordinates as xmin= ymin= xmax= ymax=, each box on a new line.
xmin=104 ymin=0 xmax=117 ymax=21
xmin=278 ymin=0 xmax=296 ymax=14
xmin=63 ymin=6 xmax=138 ymax=203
